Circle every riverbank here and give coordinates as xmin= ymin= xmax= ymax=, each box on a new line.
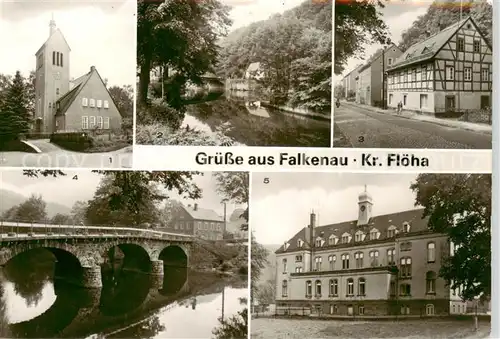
xmin=261 ymin=101 xmax=331 ymax=121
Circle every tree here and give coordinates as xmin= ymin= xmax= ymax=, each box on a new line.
xmin=0 ymin=71 xmax=31 ymax=143
xmin=14 ymin=194 xmax=48 ymax=223
xmin=159 ymin=199 xmax=185 ymax=228
xmin=0 ymin=73 xmax=12 ymax=108
xmin=213 ymin=172 xmax=249 ymax=227
xmin=334 ymin=0 xmax=389 ymax=75
xmin=334 ymin=84 xmax=346 ymax=99
xmin=50 ymin=213 xmax=72 ymax=225
xmin=25 ymin=71 xmax=36 ymax=117
xmin=212 ymin=308 xmax=247 ymax=339
xmin=22 ymin=170 xmax=203 ymax=228
xmin=251 ymin=236 xmax=269 ymax=302
xmin=410 ymin=174 xmax=491 ymax=301
xmin=399 ymin=0 xmax=492 ymax=51
xmin=70 ymin=200 xmax=88 ymax=225
xmin=256 ymin=279 xmax=276 ymax=304
xmin=137 ymin=0 xmax=232 ymax=106
xmin=108 ymin=85 xmax=133 ymax=118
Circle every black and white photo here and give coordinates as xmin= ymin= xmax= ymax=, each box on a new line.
xmin=0 ymin=170 xmax=249 ymax=338
xmin=250 ymin=172 xmax=491 ymax=338
xmin=136 ymin=0 xmax=332 ymax=147
xmin=334 ymin=0 xmax=492 ymax=149
xmin=0 ymin=1 xmax=135 ymax=168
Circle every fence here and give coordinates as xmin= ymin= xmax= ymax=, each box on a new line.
xmin=435 ymin=108 xmax=492 ymax=125
xmin=0 ymin=220 xmax=193 ymax=241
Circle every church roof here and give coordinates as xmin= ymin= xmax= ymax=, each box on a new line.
xmin=387 ymin=17 xmax=486 ymax=71
xmin=275 ymin=208 xmax=429 ymax=254
xmin=55 ymin=70 xmax=92 ymax=116
xmin=35 ymin=28 xmax=71 ymax=56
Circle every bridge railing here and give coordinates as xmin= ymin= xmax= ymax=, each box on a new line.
xmin=0 ymin=220 xmax=193 ymax=241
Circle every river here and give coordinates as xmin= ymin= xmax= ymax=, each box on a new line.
xmin=0 ymin=248 xmax=247 ymax=338
xmin=181 ymin=90 xmax=331 ymax=147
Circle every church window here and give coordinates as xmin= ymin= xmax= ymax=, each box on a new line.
xmin=56 ymin=88 xmax=59 ymax=95
xmin=104 ymin=117 xmax=110 ymax=129
xmin=52 ymin=51 xmax=56 ymax=65
xmin=81 ymin=116 xmax=88 ymax=129
xmin=104 ymin=100 xmax=109 ymax=109
xmin=82 ymin=98 xmax=88 ymax=107
xmin=97 ymin=99 xmax=102 ymax=108
xmin=89 ymin=116 xmax=96 ymax=128
xmin=90 ymin=99 xmax=96 ymax=107
xmin=98 ymin=116 xmax=103 ymax=129
xmin=60 ymin=53 xmax=63 ymax=67
xmin=56 ymin=52 xmax=60 ymax=66
xmin=48 ymin=102 xmax=52 ymax=108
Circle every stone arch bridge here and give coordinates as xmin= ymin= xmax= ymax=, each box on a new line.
xmin=0 ymin=221 xmax=234 ymax=288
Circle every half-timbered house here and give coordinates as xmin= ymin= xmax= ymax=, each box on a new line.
xmin=386 ymin=17 xmax=492 ymax=114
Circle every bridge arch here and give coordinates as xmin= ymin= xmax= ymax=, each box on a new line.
xmin=159 ymin=245 xmax=188 ymax=268
xmin=103 ymin=242 xmax=152 ymax=273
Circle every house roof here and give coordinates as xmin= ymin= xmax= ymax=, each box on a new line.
xmin=184 ymin=205 xmax=224 ymax=222
xmin=358 ymin=43 xmax=400 ymax=73
xmin=55 ymin=66 xmax=123 ymax=117
xmin=55 ymin=68 xmax=93 ymax=116
xmin=246 ymin=62 xmax=261 ymax=72
xmin=388 ymin=17 xmax=472 ymax=71
xmin=275 ymin=208 xmax=429 ymax=254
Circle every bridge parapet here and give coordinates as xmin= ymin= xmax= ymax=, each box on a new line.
xmin=0 ymin=220 xmax=193 ymax=242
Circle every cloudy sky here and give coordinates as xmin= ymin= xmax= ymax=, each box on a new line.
xmin=334 ymin=0 xmax=431 ymax=82
xmin=222 ymin=0 xmax=307 ymax=31
xmin=0 ymin=171 xmax=243 ymax=218
xmin=251 ymin=173 xmax=420 ymax=245
xmin=0 ymin=0 xmax=135 ymax=87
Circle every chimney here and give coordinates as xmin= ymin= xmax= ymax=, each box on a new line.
xmin=90 ymin=66 xmax=96 ymax=72
xmin=425 ymin=30 xmax=431 ymax=38
xmin=193 ymin=203 xmax=198 ymax=211
xmin=187 ymin=204 xmax=191 ymax=208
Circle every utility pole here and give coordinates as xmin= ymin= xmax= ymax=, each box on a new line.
xmin=221 ymin=285 xmax=225 ymax=321
xmin=223 ymin=202 xmax=227 ymax=239
xmin=382 ymin=46 xmax=386 ymax=109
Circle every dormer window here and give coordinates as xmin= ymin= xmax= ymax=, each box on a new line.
xmin=297 ymin=239 xmax=304 ymax=248
xmin=387 ymin=226 xmax=397 ymax=238
xmin=315 ymin=237 xmax=323 ymax=247
xmin=369 ymin=228 xmax=380 ymax=240
xmin=355 ymin=231 xmax=365 ymax=242
xmin=341 ymin=234 xmax=350 ymax=244
xmin=328 ymin=235 xmax=338 ymax=246
xmin=283 ymin=242 xmax=290 ymax=251
xmin=403 ymin=222 xmax=410 ymax=233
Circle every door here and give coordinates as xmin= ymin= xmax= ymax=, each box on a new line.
xmin=480 ymin=95 xmax=490 ymax=109
xmin=347 ymin=305 xmax=354 ymax=316
xmin=445 ymin=95 xmax=456 ymax=112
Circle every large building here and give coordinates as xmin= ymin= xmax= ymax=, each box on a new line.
xmin=341 ymin=64 xmax=363 ymax=99
xmin=274 ymin=187 xmax=466 ymax=317
xmin=164 ymin=203 xmax=225 ymax=241
xmin=34 ymin=18 xmax=122 ymax=133
xmin=386 ymin=17 xmax=492 ymax=114
xmin=356 ymin=43 xmax=403 ymax=107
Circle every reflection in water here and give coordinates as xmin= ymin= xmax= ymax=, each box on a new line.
xmin=183 ymin=90 xmax=330 ymax=147
xmin=0 ymin=249 xmax=247 ymax=339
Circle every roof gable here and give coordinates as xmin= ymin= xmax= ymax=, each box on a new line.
xmin=389 ymin=17 xmax=473 ymax=70
xmin=275 ymin=208 xmax=429 ymax=254
xmin=184 ymin=205 xmax=223 ymax=222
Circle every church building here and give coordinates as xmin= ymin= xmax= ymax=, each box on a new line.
xmin=34 ymin=17 xmax=122 ymax=133
xmin=274 ymin=187 xmax=467 ymax=317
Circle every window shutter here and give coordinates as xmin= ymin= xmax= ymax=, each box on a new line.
xmin=81 ymin=116 xmax=88 ymax=129
xmin=97 ymin=99 xmax=102 ymax=108
xmin=90 ymin=99 xmax=95 ymax=107
xmin=98 ymin=116 xmax=103 ymax=128
xmin=104 ymin=117 xmax=110 ymax=129
xmin=104 ymin=100 xmax=109 ymax=109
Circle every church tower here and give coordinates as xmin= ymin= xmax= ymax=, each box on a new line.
xmin=34 ymin=16 xmax=71 ymax=133
xmin=357 ymin=185 xmax=373 ymax=226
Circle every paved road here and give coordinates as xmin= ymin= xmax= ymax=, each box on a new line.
xmin=333 ymin=104 xmax=491 ymax=149
xmin=0 ymin=139 xmax=133 ymax=168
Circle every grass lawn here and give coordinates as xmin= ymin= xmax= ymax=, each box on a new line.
xmin=251 ymin=318 xmax=490 ymax=339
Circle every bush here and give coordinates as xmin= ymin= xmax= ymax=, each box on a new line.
xmin=25 ymin=133 xmax=52 ymax=139
xmin=0 ymin=138 xmax=38 ymax=152
xmin=136 ymin=101 xmax=184 ymax=129
xmin=50 ymin=132 xmax=93 ymax=151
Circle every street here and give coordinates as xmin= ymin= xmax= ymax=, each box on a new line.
xmin=333 ymin=104 xmax=492 ymax=149
xmin=0 ymin=140 xmax=133 ymax=168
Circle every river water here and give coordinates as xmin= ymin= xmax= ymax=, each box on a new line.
xmin=182 ymin=91 xmax=331 ymax=147
xmin=0 ymin=249 xmax=247 ymax=338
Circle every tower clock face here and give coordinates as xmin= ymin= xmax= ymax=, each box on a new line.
xmin=360 ymin=205 xmax=366 ymax=212
xmin=54 ymin=72 xmax=61 ymax=80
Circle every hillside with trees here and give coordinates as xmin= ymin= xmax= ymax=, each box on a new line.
xmin=398 ymin=0 xmax=492 ymax=51
xmin=216 ymin=0 xmax=332 ymax=111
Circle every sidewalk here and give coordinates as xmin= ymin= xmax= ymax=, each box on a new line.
xmin=343 ymin=101 xmax=492 ymax=135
